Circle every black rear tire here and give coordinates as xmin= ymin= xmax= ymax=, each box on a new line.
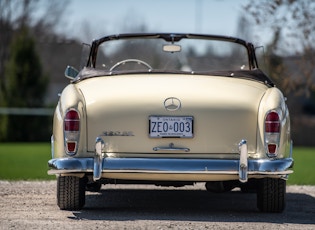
xmin=257 ymin=178 xmax=286 ymax=213
xmin=57 ymin=176 xmax=86 ymax=211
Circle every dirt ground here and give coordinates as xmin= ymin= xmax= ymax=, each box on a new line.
xmin=0 ymin=181 xmax=315 ymax=230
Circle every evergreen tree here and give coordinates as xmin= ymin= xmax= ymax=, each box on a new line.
xmin=0 ymin=84 xmax=8 ymax=140
xmin=3 ymin=26 xmax=49 ymax=141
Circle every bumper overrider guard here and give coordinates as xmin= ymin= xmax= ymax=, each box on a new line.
xmin=48 ymin=138 xmax=294 ymax=182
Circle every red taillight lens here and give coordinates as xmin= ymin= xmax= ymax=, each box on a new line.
xmin=64 ymin=109 xmax=80 ymax=156
xmin=265 ymin=111 xmax=281 ymax=158
xmin=64 ymin=110 xmax=80 ymax=131
xmin=265 ymin=112 xmax=280 ymax=133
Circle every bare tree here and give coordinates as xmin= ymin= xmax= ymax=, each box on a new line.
xmin=0 ymin=0 xmax=69 ymax=89
xmin=244 ymin=0 xmax=315 ymax=96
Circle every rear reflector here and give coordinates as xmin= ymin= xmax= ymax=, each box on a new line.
xmin=67 ymin=142 xmax=76 ymax=152
xmin=268 ymin=144 xmax=277 ymax=154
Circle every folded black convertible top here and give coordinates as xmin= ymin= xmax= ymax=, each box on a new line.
xmin=73 ymin=67 xmax=274 ymax=87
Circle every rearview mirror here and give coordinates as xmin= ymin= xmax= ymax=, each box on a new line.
xmin=64 ymin=66 xmax=79 ymax=80
xmin=163 ymin=44 xmax=181 ymax=53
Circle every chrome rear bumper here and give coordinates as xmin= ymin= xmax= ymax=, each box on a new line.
xmin=48 ymin=139 xmax=293 ymax=182
xmin=48 ymin=157 xmax=293 ymax=181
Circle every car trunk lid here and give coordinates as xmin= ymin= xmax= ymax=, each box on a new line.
xmin=77 ymin=74 xmax=267 ymax=156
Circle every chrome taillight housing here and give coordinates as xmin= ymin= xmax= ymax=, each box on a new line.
xmin=264 ymin=110 xmax=281 ymax=158
xmin=64 ymin=109 xmax=80 ymax=156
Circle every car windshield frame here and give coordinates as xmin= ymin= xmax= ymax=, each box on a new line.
xmin=86 ymin=33 xmax=259 ymax=72
xmin=72 ymin=33 xmax=273 ymax=86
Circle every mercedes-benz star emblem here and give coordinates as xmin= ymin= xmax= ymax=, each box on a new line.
xmin=164 ymin=97 xmax=181 ymax=111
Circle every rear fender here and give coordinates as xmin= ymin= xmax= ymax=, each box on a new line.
xmin=257 ymin=87 xmax=291 ymax=159
xmin=53 ymin=84 xmax=88 ymax=158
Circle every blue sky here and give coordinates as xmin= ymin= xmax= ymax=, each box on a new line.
xmin=60 ymin=0 xmax=257 ymax=43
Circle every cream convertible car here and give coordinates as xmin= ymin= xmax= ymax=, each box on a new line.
xmin=48 ymin=33 xmax=293 ymax=212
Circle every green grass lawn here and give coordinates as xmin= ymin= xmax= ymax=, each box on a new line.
xmin=287 ymin=147 xmax=315 ymax=185
xmin=0 ymin=143 xmax=53 ymax=180
xmin=0 ymin=143 xmax=314 ymax=185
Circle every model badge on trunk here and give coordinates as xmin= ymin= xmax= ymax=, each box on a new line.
xmin=102 ymin=131 xmax=134 ymax=136
xmin=164 ymin=97 xmax=181 ymax=111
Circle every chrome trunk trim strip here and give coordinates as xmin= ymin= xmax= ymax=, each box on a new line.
xmin=153 ymin=143 xmax=190 ymax=152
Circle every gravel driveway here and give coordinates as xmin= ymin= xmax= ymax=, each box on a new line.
xmin=0 ymin=181 xmax=314 ymax=230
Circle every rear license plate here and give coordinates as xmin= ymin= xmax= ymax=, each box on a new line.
xmin=149 ymin=116 xmax=193 ymax=138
